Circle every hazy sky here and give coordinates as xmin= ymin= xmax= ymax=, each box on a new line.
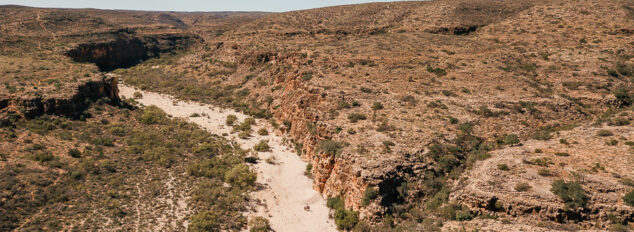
xmin=0 ymin=0 xmax=399 ymax=12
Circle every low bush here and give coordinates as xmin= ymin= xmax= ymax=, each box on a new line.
xmin=613 ymin=87 xmax=632 ymax=106
xmin=188 ymin=211 xmax=221 ymax=232
xmin=226 ymin=115 xmax=237 ymax=125
xmin=597 ymin=130 xmax=613 ymax=137
xmin=514 ymin=183 xmax=531 ymax=192
xmin=253 ymin=140 xmax=270 ymax=152
xmin=554 ymin=152 xmax=569 ymax=157
xmin=139 ymin=106 xmax=167 ymax=125
xmin=347 ymin=113 xmax=367 ymax=123
xmin=427 ymin=66 xmax=447 ymax=77
xmin=504 ymin=134 xmax=520 ymax=145
xmin=31 ymin=151 xmax=54 ymax=163
xmin=327 ymin=196 xmax=358 ymax=230
xmin=68 ymin=149 xmax=81 ymax=158
xmin=257 ymin=128 xmax=268 ymax=136
xmin=372 ymin=102 xmax=384 ymax=110
xmin=361 ymin=186 xmax=378 ymax=206
xmin=497 ymin=163 xmax=510 ymax=171
xmin=249 ymin=216 xmax=270 ymax=232
xmin=624 ymin=190 xmax=634 ymax=207
xmin=550 ymin=180 xmax=588 ymax=209
xmin=334 ymin=208 xmax=359 ymax=230
xmin=327 ymin=196 xmax=345 ymax=210
xmin=318 ymin=139 xmax=344 ymax=157
xmin=224 ymin=164 xmax=256 ymax=189
xmin=538 ymin=169 xmax=553 ymax=177
xmin=304 ymin=163 xmax=313 ymax=178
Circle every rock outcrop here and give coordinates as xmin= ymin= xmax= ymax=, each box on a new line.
xmin=0 ymin=75 xmax=119 ymax=119
xmin=66 ymin=30 xmax=200 ymax=71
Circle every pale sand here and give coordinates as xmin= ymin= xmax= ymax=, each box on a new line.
xmin=119 ymin=84 xmax=337 ymax=232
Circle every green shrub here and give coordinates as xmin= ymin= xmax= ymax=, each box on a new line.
xmin=226 ymin=115 xmax=237 ymax=125
xmin=110 ymin=126 xmax=126 ymax=136
xmin=618 ymin=178 xmax=634 ymax=187
xmin=304 ymin=163 xmax=313 ymax=178
xmin=550 ymin=180 xmax=588 ymax=209
xmin=335 ymin=208 xmax=358 ymax=230
xmin=26 ymin=117 xmax=58 ymax=135
xmin=31 ymin=151 xmax=54 ymax=163
xmin=190 ymin=113 xmax=201 ymax=117
xmin=224 ymin=164 xmax=256 ymax=189
xmin=606 ymin=139 xmax=618 ymax=146
xmin=504 ymin=134 xmax=520 ymax=145
xmin=448 ymin=116 xmax=459 ymax=124
xmin=249 ymin=216 xmax=270 ymax=232
xmin=188 ymin=211 xmax=220 ymax=232
xmin=538 ymin=169 xmax=553 ymax=177
xmin=318 ymin=139 xmax=344 ymax=157
xmin=427 ymin=66 xmax=447 ymax=77
xmin=515 ymin=183 xmax=531 ymax=192
xmin=372 ymin=102 xmax=384 ymax=110
xmin=497 ymin=163 xmax=510 ymax=171
xmin=361 ymin=186 xmax=378 ymax=206
xmin=253 ymin=140 xmax=270 ymax=152
xmin=234 ymin=118 xmax=255 ymax=132
xmin=133 ymin=92 xmax=143 ymax=99
xmin=139 ymin=106 xmax=167 ymax=125
xmin=257 ymin=128 xmax=268 ymax=136
xmin=624 ymin=190 xmax=634 ymax=207
xmin=68 ymin=149 xmax=82 ymax=158
xmin=143 ymin=147 xmax=175 ymax=167
xmin=327 ymin=196 xmax=344 ymax=210
xmin=91 ymin=137 xmax=114 ymax=147
xmin=531 ymin=130 xmax=552 ymax=141
xmin=439 ymin=203 xmax=464 ymax=220
xmin=597 ymin=130 xmax=613 ymax=137
xmin=360 ymin=87 xmax=373 ymax=93
xmin=194 ymin=142 xmax=220 ymax=157
xmin=347 ymin=113 xmax=367 ymax=123
xmin=455 ymin=210 xmax=474 ymax=221
xmin=554 ymin=152 xmax=569 ymax=157
xmin=613 ymin=87 xmax=632 ymax=106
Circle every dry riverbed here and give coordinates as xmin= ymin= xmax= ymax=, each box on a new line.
xmin=118 ymin=84 xmax=337 ymax=232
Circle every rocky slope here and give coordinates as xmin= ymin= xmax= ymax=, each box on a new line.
xmin=2 ymin=1 xmax=634 ymax=231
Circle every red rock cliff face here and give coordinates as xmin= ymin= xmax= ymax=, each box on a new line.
xmin=67 ymin=31 xmax=200 ymax=72
xmin=0 ymin=75 xmax=119 ymax=120
xmin=265 ymin=71 xmax=405 ymax=216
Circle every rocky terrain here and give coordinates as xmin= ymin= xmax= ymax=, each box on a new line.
xmin=1 ymin=0 xmax=633 ymax=231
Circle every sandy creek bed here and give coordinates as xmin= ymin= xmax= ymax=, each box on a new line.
xmin=119 ymin=84 xmax=336 ymax=232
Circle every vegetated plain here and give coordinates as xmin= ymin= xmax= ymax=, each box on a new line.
xmin=1 ymin=0 xmax=633 ymax=231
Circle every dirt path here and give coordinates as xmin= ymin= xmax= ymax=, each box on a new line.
xmin=118 ymin=84 xmax=337 ymax=232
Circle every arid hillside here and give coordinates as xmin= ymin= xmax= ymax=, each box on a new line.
xmin=1 ymin=0 xmax=634 ymax=231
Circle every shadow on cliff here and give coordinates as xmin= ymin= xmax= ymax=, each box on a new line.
xmin=66 ymin=29 xmax=200 ymax=72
